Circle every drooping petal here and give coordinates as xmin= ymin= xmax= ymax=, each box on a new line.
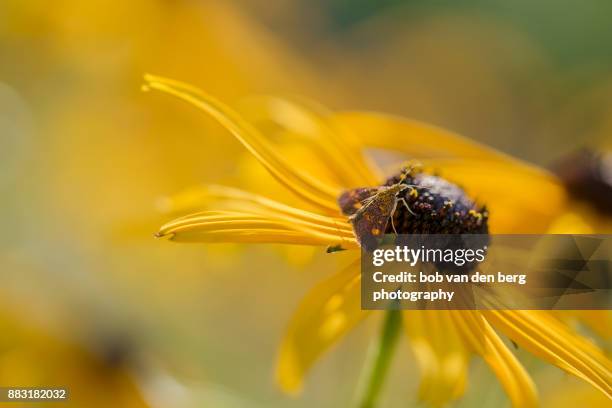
xmin=483 ymin=310 xmax=612 ymax=399
xmin=450 ymin=310 xmax=539 ymax=408
xmin=158 ymin=184 xmax=353 ymax=236
xmin=157 ymin=210 xmax=357 ymax=248
xmin=143 ymin=74 xmax=341 ymax=214
xmin=237 ymin=95 xmax=380 ymax=187
xmin=403 ymin=310 xmax=469 ymax=407
xmin=276 ymin=259 xmax=366 ymax=394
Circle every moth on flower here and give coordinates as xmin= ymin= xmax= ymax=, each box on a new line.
xmin=338 ymin=166 xmax=416 ymax=250
xmin=339 ymin=165 xmax=489 ymax=251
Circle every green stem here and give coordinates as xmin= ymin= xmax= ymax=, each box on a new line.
xmin=354 ymin=308 xmax=402 ymax=408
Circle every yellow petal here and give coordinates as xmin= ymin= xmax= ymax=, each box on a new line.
xmin=143 ymin=74 xmax=341 ymax=213
xmin=403 ymin=310 xmax=468 ymax=407
xmin=276 ymin=259 xmax=366 ymax=394
xmin=237 ymin=95 xmax=380 ymax=187
xmin=168 ymin=228 xmax=337 ymax=245
xmin=158 ymin=184 xmax=353 ymax=236
xmin=334 ymin=111 xmax=522 ymax=162
xmin=547 ymin=201 xmax=612 ymax=234
xmin=450 ymin=310 xmax=539 ymax=408
xmin=483 ymin=310 xmax=612 ymax=399
xmin=157 ymin=210 xmax=357 ymax=248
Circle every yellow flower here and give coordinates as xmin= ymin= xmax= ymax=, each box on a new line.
xmin=0 ymin=307 xmax=149 ymax=408
xmin=144 ymin=74 xmax=611 ymax=407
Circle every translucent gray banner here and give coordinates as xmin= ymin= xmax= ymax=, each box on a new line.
xmin=361 ymin=234 xmax=611 ymax=310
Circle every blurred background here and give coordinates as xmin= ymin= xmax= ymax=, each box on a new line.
xmin=0 ymin=0 xmax=611 ymax=407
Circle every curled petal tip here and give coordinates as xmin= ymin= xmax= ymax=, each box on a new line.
xmin=141 ymin=73 xmax=156 ymax=91
xmin=142 ymin=73 xmax=166 ymax=92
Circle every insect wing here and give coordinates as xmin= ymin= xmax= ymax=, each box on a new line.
xmin=338 ymin=187 xmax=380 ymax=216
xmin=350 ymin=191 xmax=397 ymax=251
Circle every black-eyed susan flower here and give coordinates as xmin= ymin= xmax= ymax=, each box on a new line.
xmin=0 ymin=307 xmax=150 ymax=408
xmin=144 ymin=74 xmax=611 ymax=408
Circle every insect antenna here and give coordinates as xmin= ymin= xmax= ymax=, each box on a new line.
xmin=397 ymin=197 xmax=416 ymax=216
xmin=390 ymin=208 xmax=399 ymax=235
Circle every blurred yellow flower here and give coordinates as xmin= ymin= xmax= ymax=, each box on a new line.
xmin=145 ymin=74 xmax=611 ymax=407
xmin=0 ymin=308 xmax=149 ymax=408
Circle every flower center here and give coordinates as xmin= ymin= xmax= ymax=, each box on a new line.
xmin=384 ymin=168 xmax=489 ymax=235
